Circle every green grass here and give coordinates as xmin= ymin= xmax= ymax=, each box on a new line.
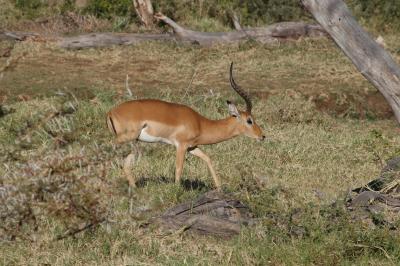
xmin=1 ymin=37 xmax=400 ymax=265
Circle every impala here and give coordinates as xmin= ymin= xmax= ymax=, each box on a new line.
xmin=107 ymin=63 xmax=265 ymax=190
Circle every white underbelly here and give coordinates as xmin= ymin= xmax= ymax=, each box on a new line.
xmin=138 ymin=127 xmax=173 ymax=145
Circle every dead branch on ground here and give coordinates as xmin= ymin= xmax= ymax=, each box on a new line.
xmin=1 ymin=14 xmax=327 ymax=49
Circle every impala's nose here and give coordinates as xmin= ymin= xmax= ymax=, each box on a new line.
xmin=259 ymin=135 xmax=266 ymax=141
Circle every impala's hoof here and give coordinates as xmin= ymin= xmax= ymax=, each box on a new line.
xmin=128 ymin=181 xmax=137 ymax=188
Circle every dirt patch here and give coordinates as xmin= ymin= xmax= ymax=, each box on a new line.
xmin=0 ymin=39 xmax=395 ymax=123
xmin=252 ymin=90 xmax=270 ymax=101
xmin=313 ymin=91 xmax=393 ymax=119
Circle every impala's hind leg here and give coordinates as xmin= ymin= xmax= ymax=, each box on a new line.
xmin=120 ymin=128 xmax=142 ymax=187
xmin=124 ymin=142 xmax=143 ymax=187
xmin=175 ymin=145 xmax=187 ymax=184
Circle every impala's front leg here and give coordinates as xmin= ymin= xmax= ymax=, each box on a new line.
xmin=175 ymin=145 xmax=187 ymax=184
xmin=189 ymin=147 xmax=221 ymax=191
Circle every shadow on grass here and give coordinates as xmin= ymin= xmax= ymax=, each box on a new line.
xmin=133 ymin=176 xmax=208 ymax=191
xmin=180 ymin=178 xmax=209 ymax=191
xmin=136 ymin=176 xmax=170 ymax=187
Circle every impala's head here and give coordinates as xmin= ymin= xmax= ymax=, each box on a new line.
xmin=228 ymin=62 xmax=265 ymax=141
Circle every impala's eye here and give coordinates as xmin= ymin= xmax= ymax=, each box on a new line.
xmin=247 ymin=118 xmax=253 ymax=125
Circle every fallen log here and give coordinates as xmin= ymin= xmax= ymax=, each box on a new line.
xmin=154 ymin=13 xmax=327 ymax=46
xmin=1 ymin=14 xmax=327 ymax=49
xmin=57 ymin=15 xmax=327 ymax=48
xmin=58 ymin=32 xmax=171 ymax=49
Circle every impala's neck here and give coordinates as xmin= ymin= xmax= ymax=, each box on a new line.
xmin=198 ymin=116 xmax=241 ymax=145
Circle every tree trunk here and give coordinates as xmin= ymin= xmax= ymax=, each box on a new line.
xmin=230 ymin=12 xmax=242 ymax=31
xmin=301 ymin=0 xmax=400 ymax=124
xmin=133 ymin=0 xmax=154 ymax=27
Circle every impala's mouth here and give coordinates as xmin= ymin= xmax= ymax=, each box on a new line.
xmin=258 ymin=135 xmax=266 ymax=141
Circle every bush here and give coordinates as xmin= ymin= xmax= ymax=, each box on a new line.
xmin=153 ymin=0 xmax=308 ymax=27
xmin=84 ymin=0 xmax=133 ymax=19
xmin=9 ymin=0 xmax=400 ymax=32
xmin=14 ymin=0 xmax=43 ymax=9
xmin=347 ymin=0 xmax=400 ymax=32
xmin=84 ymin=0 xmax=400 ymax=33
xmin=13 ymin=0 xmax=48 ymax=19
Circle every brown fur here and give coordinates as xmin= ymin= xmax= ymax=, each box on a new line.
xmin=107 ymin=99 xmax=263 ymax=146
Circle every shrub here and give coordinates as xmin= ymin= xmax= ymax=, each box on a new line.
xmin=347 ymin=0 xmax=400 ymax=32
xmin=84 ymin=0 xmax=133 ymax=19
xmin=9 ymin=0 xmax=400 ymax=32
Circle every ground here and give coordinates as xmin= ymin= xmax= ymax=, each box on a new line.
xmin=1 ymin=35 xmax=400 ymax=264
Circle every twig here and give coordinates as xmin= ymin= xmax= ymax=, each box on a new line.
xmin=126 ymin=74 xmax=133 ymax=97
xmin=183 ymin=68 xmax=197 ymax=99
xmin=55 ymin=218 xmax=105 ymax=241
xmin=352 ymin=243 xmax=393 ymax=261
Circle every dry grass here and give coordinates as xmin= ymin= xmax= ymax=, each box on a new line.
xmin=1 ymin=37 xmax=400 ymax=264
xmin=2 ymin=36 xmax=399 ymax=116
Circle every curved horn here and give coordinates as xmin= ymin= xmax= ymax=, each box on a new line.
xmin=229 ymin=62 xmax=252 ymax=113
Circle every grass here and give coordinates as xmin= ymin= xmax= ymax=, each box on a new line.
xmin=1 ymin=36 xmax=400 ymax=265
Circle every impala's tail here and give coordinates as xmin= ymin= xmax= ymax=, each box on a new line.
xmin=106 ymin=113 xmax=117 ymax=135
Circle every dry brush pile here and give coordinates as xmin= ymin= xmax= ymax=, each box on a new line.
xmin=0 ymin=94 xmax=133 ymax=242
xmin=347 ymin=157 xmax=400 ymax=228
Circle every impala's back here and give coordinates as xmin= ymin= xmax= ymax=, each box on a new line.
xmin=107 ymin=99 xmax=203 ymax=145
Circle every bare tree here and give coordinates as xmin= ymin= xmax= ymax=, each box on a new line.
xmin=301 ymin=0 xmax=400 ymax=124
xmin=133 ymin=0 xmax=154 ymax=27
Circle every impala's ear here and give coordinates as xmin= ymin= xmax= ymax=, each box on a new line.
xmin=227 ymin=100 xmax=240 ymax=117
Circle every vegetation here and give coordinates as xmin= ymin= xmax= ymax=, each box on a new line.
xmin=2 ymin=0 xmax=400 ymax=32
xmin=1 ymin=0 xmax=400 ymax=264
xmin=1 ymin=36 xmax=400 ymax=264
